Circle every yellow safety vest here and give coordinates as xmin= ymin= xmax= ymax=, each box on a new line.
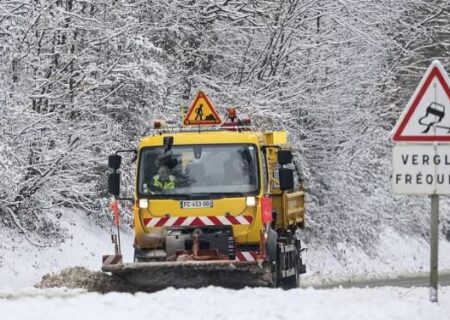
xmin=152 ymin=175 xmax=176 ymax=190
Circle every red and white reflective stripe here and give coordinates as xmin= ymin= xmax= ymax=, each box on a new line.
xmin=102 ymin=255 xmax=123 ymax=265
xmin=235 ymin=251 xmax=259 ymax=262
xmin=143 ymin=215 xmax=253 ymax=228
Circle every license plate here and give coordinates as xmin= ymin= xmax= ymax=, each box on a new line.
xmin=180 ymin=200 xmax=213 ymax=209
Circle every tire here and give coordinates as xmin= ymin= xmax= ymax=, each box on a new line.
xmin=280 ymin=274 xmax=299 ymax=289
xmin=268 ymin=231 xmax=300 ymax=290
xmin=279 ymin=246 xmax=300 ymax=290
xmin=276 ymin=230 xmax=302 ymax=290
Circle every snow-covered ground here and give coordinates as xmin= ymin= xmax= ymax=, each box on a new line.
xmin=1 ymin=210 xmax=450 ymax=320
xmin=304 ymin=227 xmax=450 ymax=286
xmin=0 ymin=286 xmax=448 ymax=320
xmin=0 ymin=211 xmax=134 ymax=289
xmin=1 ymin=209 xmax=450 ymax=289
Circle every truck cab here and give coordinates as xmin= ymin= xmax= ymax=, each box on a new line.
xmin=105 ymin=92 xmax=306 ymax=289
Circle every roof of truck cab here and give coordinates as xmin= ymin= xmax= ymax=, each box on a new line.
xmin=139 ymin=130 xmax=266 ymax=148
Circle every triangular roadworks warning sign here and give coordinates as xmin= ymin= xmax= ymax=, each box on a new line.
xmin=391 ymin=60 xmax=450 ymax=142
xmin=183 ymin=91 xmax=222 ymax=126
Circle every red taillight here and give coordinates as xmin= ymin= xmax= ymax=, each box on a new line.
xmin=261 ymin=196 xmax=273 ymax=224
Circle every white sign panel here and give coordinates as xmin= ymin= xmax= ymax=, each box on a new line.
xmin=393 ymin=144 xmax=450 ymax=194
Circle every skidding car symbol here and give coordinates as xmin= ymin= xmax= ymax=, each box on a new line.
xmin=418 ymin=102 xmax=447 ymax=133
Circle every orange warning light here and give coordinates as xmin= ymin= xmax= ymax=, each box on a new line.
xmin=227 ymin=107 xmax=237 ymax=120
xmin=153 ymin=119 xmax=167 ymax=129
xmin=153 ymin=120 xmax=161 ymax=129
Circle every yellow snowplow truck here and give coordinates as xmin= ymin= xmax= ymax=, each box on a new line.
xmin=103 ymin=92 xmax=306 ymax=289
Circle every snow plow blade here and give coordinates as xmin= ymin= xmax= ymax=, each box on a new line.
xmin=102 ymin=260 xmax=272 ymax=290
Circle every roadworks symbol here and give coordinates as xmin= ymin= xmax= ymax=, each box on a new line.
xmin=183 ymin=91 xmax=222 ymax=126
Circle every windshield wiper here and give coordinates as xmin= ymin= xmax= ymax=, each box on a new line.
xmin=147 ymin=193 xmax=225 ymax=200
xmin=221 ymin=192 xmax=246 ymax=197
xmin=185 ymin=192 xmax=251 ymax=199
xmin=184 ymin=193 xmax=225 ymax=199
xmin=147 ymin=192 xmax=249 ymax=200
xmin=147 ymin=194 xmax=186 ymax=199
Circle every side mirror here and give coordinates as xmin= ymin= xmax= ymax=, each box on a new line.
xmin=108 ymin=172 xmax=120 ymax=196
xmin=164 ymin=136 xmax=174 ymax=153
xmin=108 ymin=154 xmax=122 ymax=170
xmin=278 ymin=150 xmax=292 ymax=165
xmin=279 ymin=168 xmax=294 ymax=191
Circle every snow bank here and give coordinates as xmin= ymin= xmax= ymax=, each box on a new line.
xmin=0 ymin=286 xmax=449 ymax=320
xmin=304 ymin=227 xmax=450 ymax=285
xmin=0 ymin=210 xmax=133 ymax=288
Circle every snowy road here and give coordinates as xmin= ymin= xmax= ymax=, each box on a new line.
xmin=0 ymin=286 xmax=449 ymax=320
xmin=313 ymin=272 xmax=450 ymax=289
xmin=2 ymin=272 xmax=450 ymax=320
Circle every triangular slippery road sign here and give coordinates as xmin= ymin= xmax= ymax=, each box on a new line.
xmin=183 ymin=91 xmax=222 ymax=126
xmin=391 ymin=60 xmax=450 ymax=142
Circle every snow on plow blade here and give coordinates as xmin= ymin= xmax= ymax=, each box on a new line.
xmin=102 ymin=260 xmax=272 ymax=290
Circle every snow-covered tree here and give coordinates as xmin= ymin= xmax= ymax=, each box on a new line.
xmin=1 ymin=0 xmax=449 ymax=251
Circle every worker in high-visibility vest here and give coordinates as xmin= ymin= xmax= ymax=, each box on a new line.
xmin=152 ymin=165 xmax=176 ymax=191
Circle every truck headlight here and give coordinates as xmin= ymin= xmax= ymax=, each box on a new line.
xmin=139 ymin=198 xmax=149 ymax=209
xmin=246 ymin=197 xmax=256 ymax=206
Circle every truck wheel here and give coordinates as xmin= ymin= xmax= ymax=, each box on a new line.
xmin=279 ymin=246 xmax=300 ymax=290
xmin=274 ymin=239 xmax=300 ymax=288
xmin=280 ymin=274 xmax=299 ymax=289
xmin=267 ymin=229 xmax=301 ymax=289
xmin=266 ymin=228 xmax=280 ymax=288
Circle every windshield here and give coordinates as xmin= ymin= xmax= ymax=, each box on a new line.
xmin=138 ymin=144 xmax=259 ymax=197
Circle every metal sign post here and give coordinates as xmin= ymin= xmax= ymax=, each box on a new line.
xmin=430 ymin=194 xmax=439 ymax=302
